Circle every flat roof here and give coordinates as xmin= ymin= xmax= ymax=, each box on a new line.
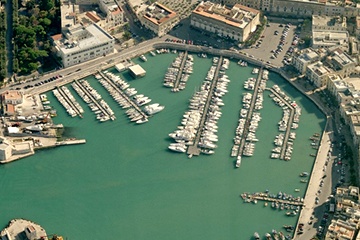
xmin=129 ymin=64 xmax=146 ymax=76
xmin=56 ymin=24 xmax=113 ymax=55
xmin=3 ymin=90 xmax=22 ymax=100
xmin=143 ymin=2 xmax=177 ymax=25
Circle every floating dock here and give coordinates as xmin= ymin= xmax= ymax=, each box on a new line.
xmin=57 ymin=86 xmax=83 ymax=118
xmin=241 ymin=192 xmax=305 ymax=207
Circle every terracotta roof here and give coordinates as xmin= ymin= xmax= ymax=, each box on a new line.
xmin=86 ymin=11 xmax=101 ymax=23
xmin=233 ymin=3 xmax=260 ymax=14
xmin=6 ymin=104 xmax=15 ymax=114
xmin=51 ymin=34 xmax=62 ymax=41
xmin=3 ymin=90 xmax=22 ymax=100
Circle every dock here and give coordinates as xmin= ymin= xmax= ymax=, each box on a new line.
xmin=55 ymin=139 xmax=86 ymax=146
xmin=242 ymin=192 xmax=305 ymax=207
xmin=0 ymin=219 xmax=48 ymax=240
xmin=73 ymin=80 xmax=111 ymax=118
xmin=267 ymin=87 xmax=296 ymax=160
xmin=237 ymin=67 xmax=263 ymax=157
xmin=187 ymin=56 xmax=223 ymax=156
xmin=97 ymin=71 xmax=148 ymax=119
xmin=57 ymin=86 xmax=83 ymax=118
xmin=173 ymin=51 xmax=188 ymax=90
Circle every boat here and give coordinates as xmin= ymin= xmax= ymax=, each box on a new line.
xmin=254 ymin=232 xmax=260 ymax=239
xmin=140 ymin=54 xmax=147 ymax=62
xmin=150 ymin=51 xmax=156 ymax=56
xmin=235 ymin=156 xmax=241 ymax=168
xmin=25 ymin=125 xmax=44 ymax=132
xmin=265 ymin=233 xmax=272 ymax=240
xmin=299 ymin=172 xmax=309 ymax=177
xmin=136 ymin=117 xmax=148 ymax=124
xmin=144 ymin=103 xmax=165 ymax=115
xmin=295 ymin=189 xmax=300 ymax=192
xmin=300 ymin=179 xmax=308 ymax=183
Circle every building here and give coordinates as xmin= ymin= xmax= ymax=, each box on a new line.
xmin=312 ymin=31 xmax=349 ymax=51
xmin=129 ymin=64 xmax=146 ymax=78
xmin=52 ymin=23 xmax=114 ymax=68
xmin=325 ymin=48 xmax=356 ymax=78
xmin=190 ymin=2 xmax=260 ymax=42
xmin=292 ymin=48 xmax=321 ymax=74
xmin=327 ymin=74 xmax=347 ymax=102
xmin=0 ymin=142 xmax=13 ymax=161
xmin=312 ymin=15 xmax=347 ymax=32
xmin=25 ymin=225 xmax=37 ymax=240
xmin=2 ymin=90 xmax=23 ymax=105
xmin=356 ymin=16 xmax=360 ymax=39
xmin=326 ymin=219 xmax=357 ymax=239
xmin=306 ymin=61 xmax=332 ymax=87
xmin=214 ymin=0 xmax=360 ymax=18
xmin=98 ymin=0 xmax=124 ymax=31
xmin=136 ymin=2 xmax=179 ymax=37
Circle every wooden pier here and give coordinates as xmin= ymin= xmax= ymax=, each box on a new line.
xmin=187 ymin=56 xmax=223 ymax=156
xmin=236 ymin=67 xmax=263 ymax=157
xmin=267 ymin=88 xmax=295 ymax=160
xmin=97 ymin=71 xmax=148 ymax=119
xmin=173 ymin=51 xmax=188 ymax=90
xmin=56 ymin=86 xmax=83 ymax=118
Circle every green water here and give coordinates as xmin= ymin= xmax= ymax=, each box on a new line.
xmin=0 ymin=53 xmax=326 ymax=239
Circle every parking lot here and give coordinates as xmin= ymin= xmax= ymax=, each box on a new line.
xmin=241 ymin=22 xmax=299 ymax=67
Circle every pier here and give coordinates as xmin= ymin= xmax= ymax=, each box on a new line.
xmin=187 ymin=56 xmax=223 ymax=156
xmin=237 ymin=67 xmax=263 ymax=157
xmin=97 ymin=71 xmax=148 ymax=119
xmin=57 ymin=86 xmax=83 ymax=118
xmin=173 ymin=51 xmax=188 ymax=90
xmin=267 ymin=87 xmax=296 ymax=160
xmin=55 ymin=139 xmax=86 ymax=146
xmin=73 ymin=80 xmax=111 ymax=118
xmin=242 ymin=192 xmax=305 ymax=207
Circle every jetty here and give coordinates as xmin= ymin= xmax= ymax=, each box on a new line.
xmin=267 ymin=88 xmax=295 ymax=160
xmin=237 ymin=67 xmax=263 ymax=157
xmin=55 ymin=139 xmax=86 ymax=146
xmin=173 ymin=51 xmax=188 ymax=90
xmin=57 ymin=86 xmax=83 ymax=118
xmin=187 ymin=56 xmax=223 ymax=156
xmin=0 ymin=219 xmax=48 ymax=240
xmin=97 ymin=71 xmax=148 ymax=119
xmin=73 ymin=80 xmax=111 ymax=119
xmin=241 ymin=192 xmax=305 ymax=207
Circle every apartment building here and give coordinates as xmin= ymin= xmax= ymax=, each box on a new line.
xmin=306 ymin=61 xmax=333 ymax=87
xmin=292 ymin=48 xmax=321 ymax=74
xmin=190 ymin=1 xmax=260 ymax=42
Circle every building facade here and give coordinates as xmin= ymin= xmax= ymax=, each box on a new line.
xmin=292 ymin=48 xmax=321 ymax=74
xmin=52 ymin=23 xmax=115 ymax=68
xmin=190 ymin=1 xmax=260 ymax=42
xmin=98 ymin=0 xmax=124 ymax=31
xmin=306 ymin=61 xmax=332 ymax=87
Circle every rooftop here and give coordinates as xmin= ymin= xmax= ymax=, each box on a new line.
xmin=312 ymin=31 xmax=349 ymax=46
xmin=329 ymin=48 xmax=355 ymax=67
xmin=192 ymin=1 xmax=259 ymax=29
xmin=312 ymin=15 xmax=347 ymax=29
xmin=2 ymin=90 xmax=22 ymax=100
xmin=55 ymin=23 xmax=113 ymax=55
xmin=308 ymin=61 xmax=332 ymax=76
xmin=143 ymin=2 xmax=177 ymax=25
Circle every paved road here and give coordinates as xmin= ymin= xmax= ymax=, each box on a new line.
xmin=2 ymin=37 xmax=166 ymax=95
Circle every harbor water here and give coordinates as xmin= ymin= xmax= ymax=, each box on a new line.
xmin=0 ymin=52 xmax=326 ymax=239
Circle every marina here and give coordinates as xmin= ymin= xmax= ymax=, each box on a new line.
xmin=57 ymin=86 xmax=84 ymax=118
xmin=0 ymin=52 xmax=327 ymax=240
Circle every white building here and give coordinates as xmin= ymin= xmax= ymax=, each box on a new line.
xmin=190 ymin=1 xmax=260 ymax=42
xmin=325 ymin=48 xmax=356 ymax=78
xmin=0 ymin=142 xmax=13 ymax=161
xmin=292 ymin=48 xmax=321 ymax=74
xmin=312 ymin=31 xmax=349 ymax=51
xmin=52 ymin=23 xmax=115 ymax=68
xmin=306 ymin=61 xmax=332 ymax=87
xmin=137 ymin=2 xmax=179 ymax=37
xmin=327 ymin=74 xmax=347 ymax=102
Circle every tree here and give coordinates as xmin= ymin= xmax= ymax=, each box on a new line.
xmin=39 ymin=0 xmax=54 ymax=11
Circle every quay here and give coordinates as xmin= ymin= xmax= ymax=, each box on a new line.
xmin=173 ymin=51 xmax=188 ymax=90
xmin=187 ymin=56 xmax=223 ymax=156
xmin=56 ymin=86 xmax=83 ymax=118
xmin=242 ymin=193 xmax=305 ymax=207
xmin=237 ymin=67 xmax=263 ymax=157
xmin=97 ymin=71 xmax=148 ymax=119
xmin=267 ymin=87 xmax=295 ymax=160
xmin=73 ymin=80 xmax=110 ymax=118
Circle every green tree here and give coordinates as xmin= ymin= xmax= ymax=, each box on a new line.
xmin=39 ymin=0 xmax=54 ymax=11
